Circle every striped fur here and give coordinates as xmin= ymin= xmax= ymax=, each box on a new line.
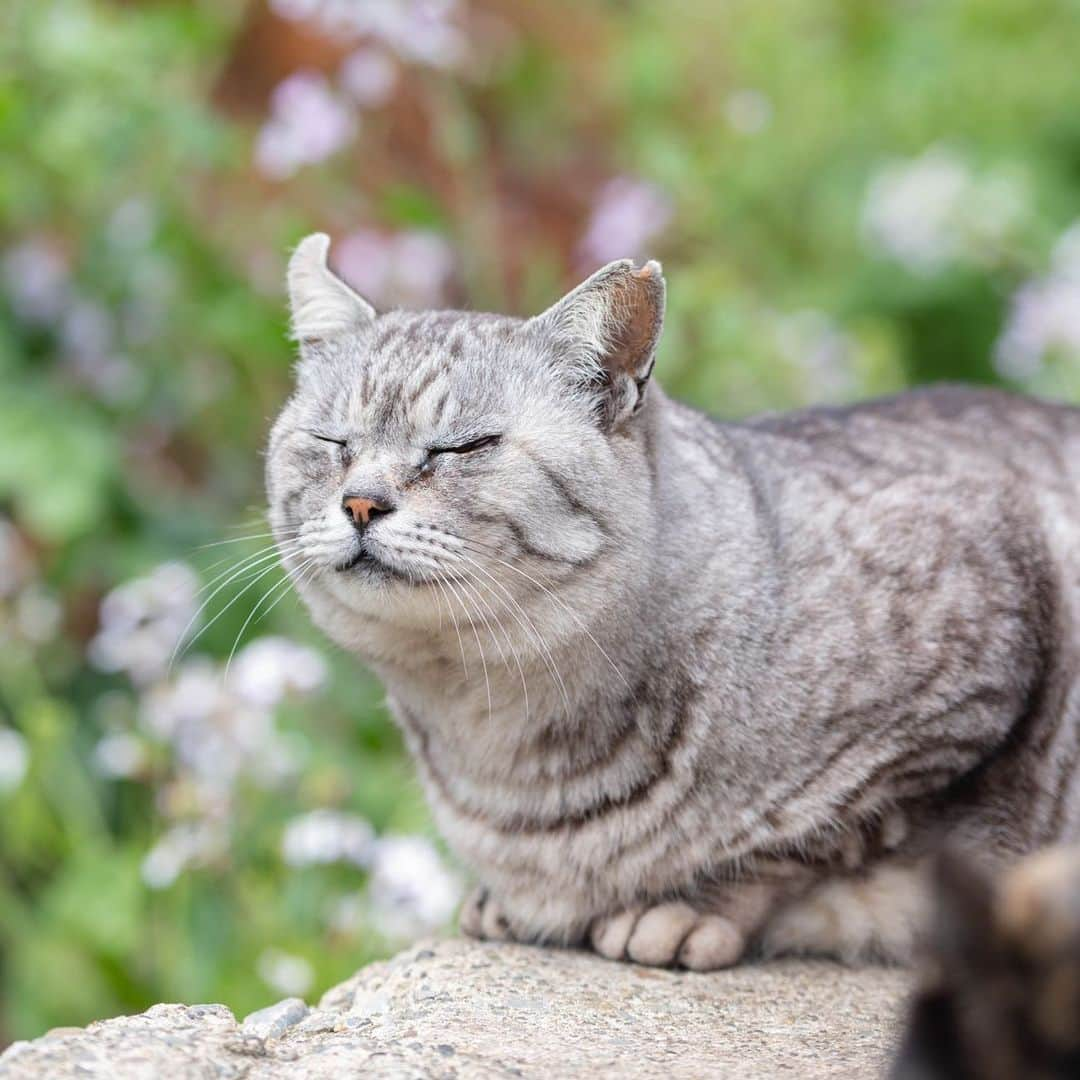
xmin=266 ymin=237 xmax=1080 ymax=968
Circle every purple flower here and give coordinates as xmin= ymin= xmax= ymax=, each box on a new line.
xmin=341 ymin=47 xmax=398 ymax=107
xmin=255 ymin=71 xmax=356 ymax=180
xmin=578 ymin=177 xmax=673 ymax=267
xmin=335 ymin=228 xmax=455 ymax=308
xmin=1 ymin=240 xmax=70 ymax=325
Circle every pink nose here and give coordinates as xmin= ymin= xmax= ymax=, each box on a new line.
xmin=342 ymin=495 xmax=390 ymax=527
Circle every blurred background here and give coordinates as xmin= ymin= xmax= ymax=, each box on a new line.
xmin=3 ymin=0 xmax=1080 ymax=1044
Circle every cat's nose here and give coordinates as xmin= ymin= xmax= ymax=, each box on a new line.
xmin=341 ymin=494 xmax=393 ymax=529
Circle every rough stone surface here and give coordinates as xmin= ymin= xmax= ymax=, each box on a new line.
xmin=0 ymin=938 xmax=913 ymax=1078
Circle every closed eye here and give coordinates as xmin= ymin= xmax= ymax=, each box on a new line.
xmin=305 ymin=430 xmax=348 ymax=447
xmin=429 ymin=434 xmax=502 ymax=456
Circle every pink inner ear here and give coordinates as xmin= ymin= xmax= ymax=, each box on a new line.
xmin=605 ymin=267 xmax=663 ymax=377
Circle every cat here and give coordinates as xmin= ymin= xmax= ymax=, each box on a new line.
xmin=892 ymin=845 xmax=1080 ymax=1079
xmin=266 ymin=232 xmax=1080 ymax=970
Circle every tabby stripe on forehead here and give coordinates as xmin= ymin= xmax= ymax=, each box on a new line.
xmin=406 ymin=365 xmax=441 ymax=406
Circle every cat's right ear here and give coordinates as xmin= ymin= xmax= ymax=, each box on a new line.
xmin=287 ymin=233 xmax=375 ymax=345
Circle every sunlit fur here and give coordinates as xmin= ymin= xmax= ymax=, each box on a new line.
xmin=266 ymin=234 xmax=1080 ymax=969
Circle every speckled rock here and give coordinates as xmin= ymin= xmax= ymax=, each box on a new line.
xmin=0 ymin=938 xmax=913 ymax=1079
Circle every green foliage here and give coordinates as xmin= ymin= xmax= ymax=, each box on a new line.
xmin=2 ymin=0 xmax=1079 ymax=1045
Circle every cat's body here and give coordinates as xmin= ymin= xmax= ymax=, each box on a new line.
xmin=267 ymin=235 xmax=1080 ymax=968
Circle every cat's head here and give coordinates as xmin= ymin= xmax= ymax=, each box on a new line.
xmin=265 ymin=233 xmax=665 ymax=625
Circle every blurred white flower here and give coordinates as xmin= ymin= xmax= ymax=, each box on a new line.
xmin=368 ymin=835 xmax=462 ymax=941
xmin=93 ymin=732 xmax=149 ymax=780
xmin=862 ymin=148 xmax=970 ymax=271
xmin=994 ymin=219 xmax=1080 ymax=379
xmin=995 ymin=276 xmax=1080 ymax=380
xmin=255 ymin=71 xmax=356 ymax=180
xmin=0 ymin=520 xmax=34 ymax=599
xmin=578 ymin=177 xmax=673 ymax=267
xmin=139 ymin=649 xmax=313 ymax=796
xmin=725 ymin=89 xmax=773 ymax=135
xmin=341 ymin=47 xmax=398 ymax=107
xmin=326 ymin=891 xmax=365 ymax=934
xmin=336 ymin=228 xmax=455 ymax=309
xmin=281 ymin=808 xmax=375 ymax=868
xmin=227 ymin=637 xmax=328 ymax=708
xmin=1051 ymin=220 xmax=1080 ymax=281
xmin=140 ymin=822 xmax=224 ymax=889
xmin=88 ymin=562 xmax=200 ymax=686
xmin=774 ymin=309 xmax=857 ymax=402
xmin=257 ymin=948 xmax=314 ymax=997
xmin=1 ymin=240 xmax=70 ymax=325
xmin=141 ymin=659 xmax=273 ymax=789
xmin=273 ymin=0 xmax=468 ymax=70
xmin=107 ymin=198 xmax=157 ymax=251
xmin=861 ymin=147 xmax=1028 ymax=274
xmin=14 ymin=585 xmax=63 ymax=644
xmin=0 ymin=728 xmax=29 ymax=794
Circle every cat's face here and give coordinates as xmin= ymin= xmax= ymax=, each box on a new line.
xmin=265 ymin=234 xmax=665 ymax=628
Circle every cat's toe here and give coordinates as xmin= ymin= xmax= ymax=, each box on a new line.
xmin=677 ymin=915 xmax=745 ymax=971
xmin=589 ymin=907 xmax=643 ymax=960
xmin=626 ymin=901 xmax=699 ymax=966
xmin=460 ymin=886 xmax=515 ymax=941
xmin=459 ymin=885 xmax=488 ymax=939
xmin=479 ymin=894 xmax=513 ymax=941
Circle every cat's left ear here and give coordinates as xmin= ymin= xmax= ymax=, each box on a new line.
xmin=533 ymin=259 xmax=665 ymax=429
xmin=287 ymin=233 xmax=375 ymax=345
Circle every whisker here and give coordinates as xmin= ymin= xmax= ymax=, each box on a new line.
xmin=454 ymin=537 xmax=630 ymax=691
xmin=455 ymin=565 xmax=530 ymax=723
xmin=432 ymin=573 xmax=469 ymax=681
xmin=441 ymin=546 xmax=572 ymax=717
xmin=171 ymin=543 xmax=304 ymax=669
xmin=194 ymin=529 xmax=300 ymax=551
xmin=438 ymin=570 xmax=492 ymax=723
xmin=223 ymin=556 xmax=315 ymax=680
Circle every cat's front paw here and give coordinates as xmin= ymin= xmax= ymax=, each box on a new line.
xmin=459 ymin=885 xmax=514 ymax=942
xmin=589 ymin=901 xmax=745 ymax=971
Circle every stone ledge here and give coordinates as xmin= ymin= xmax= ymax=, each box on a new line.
xmin=0 ymin=938 xmax=913 ymax=1079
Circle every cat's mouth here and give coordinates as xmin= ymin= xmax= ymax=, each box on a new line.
xmin=334 ymin=547 xmax=421 ymax=585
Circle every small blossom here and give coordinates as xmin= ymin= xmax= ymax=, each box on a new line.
xmin=724 ymin=89 xmax=773 ymax=135
xmin=257 ymin=948 xmax=314 ymax=997
xmin=860 ymin=146 xmax=1028 ymax=274
xmin=106 ymin=198 xmax=157 ymax=251
xmin=274 ymin=0 xmax=469 ymax=70
xmin=578 ymin=177 xmax=673 ymax=267
xmin=773 ymin=309 xmax=857 ymax=402
xmin=227 ymin=637 xmax=328 ymax=708
xmin=88 ymin=562 xmax=200 ymax=686
xmin=1 ymin=240 xmax=70 ymax=325
xmin=255 ymin=71 xmax=355 ymax=180
xmin=995 ymin=275 xmax=1080 ymax=380
xmin=140 ymin=822 xmax=224 ymax=889
xmin=14 ymin=585 xmax=63 ymax=644
xmin=282 ymin=808 xmax=375 ymax=868
xmin=335 ymin=228 xmax=455 ymax=309
xmin=368 ymin=835 xmax=462 ymax=941
xmin=341 ymin=47 xmax=398 ymax=107
xmin=0 ymin=728 xmax=29 ymax=794
xmin=1051 ymin=221 xmax=1080 ymax=281
xmin=93 ymin=732 xmax=149 ymax=779
xmin=326 ymin=891 xmax=365 ymax=935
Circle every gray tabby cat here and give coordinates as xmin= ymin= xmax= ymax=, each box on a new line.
xmin=266 ymin=232 xmax=1080 ymax=970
